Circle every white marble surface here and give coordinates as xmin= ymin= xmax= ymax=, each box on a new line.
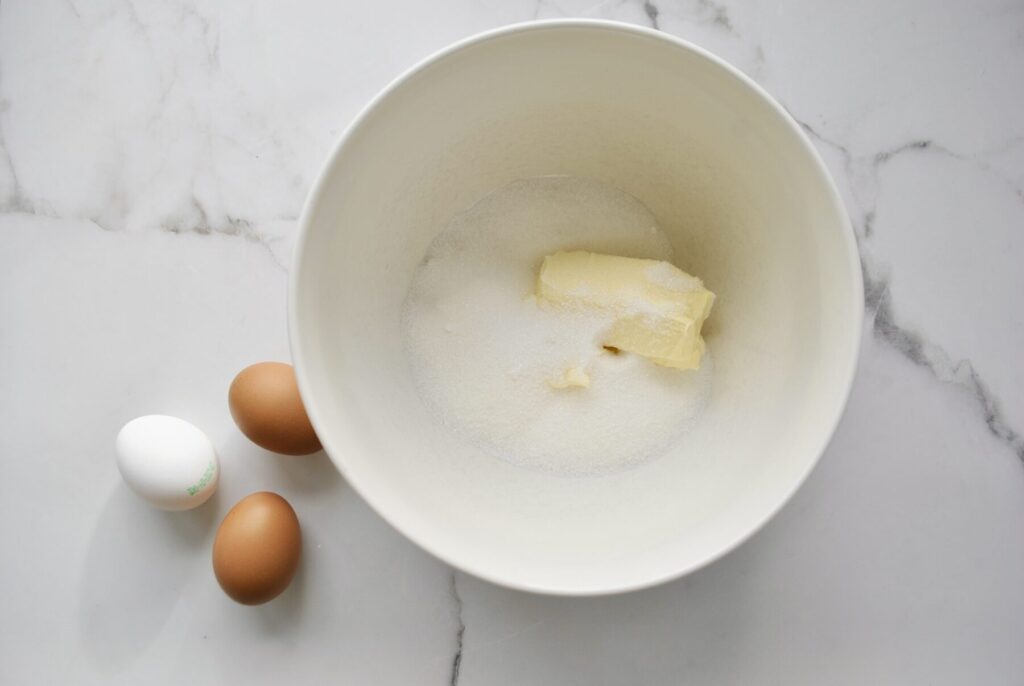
xmin=2 ymin=0 xmax=1023 ymax=683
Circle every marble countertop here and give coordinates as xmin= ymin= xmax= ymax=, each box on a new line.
xmin=3 ymin=1 xmax=1023 ymax=683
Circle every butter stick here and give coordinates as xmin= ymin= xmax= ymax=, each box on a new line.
xmin=537 ymin=251 xmax=715 ymax=370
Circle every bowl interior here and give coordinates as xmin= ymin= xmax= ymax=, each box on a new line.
xmin=291 ymin=22 xmax=861 ymax=594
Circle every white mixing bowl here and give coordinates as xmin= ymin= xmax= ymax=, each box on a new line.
xmin=290 ymin=20 xmax=863 ymax=595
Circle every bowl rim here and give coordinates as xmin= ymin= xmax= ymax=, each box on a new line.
xmin=289 ymin=18 xmax=865 ymax=596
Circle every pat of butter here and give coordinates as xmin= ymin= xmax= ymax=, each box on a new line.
xmin=547 ymin=365 xmax=591 ymax=389
xmin=537 ymin=251 xmax=715 ymax=370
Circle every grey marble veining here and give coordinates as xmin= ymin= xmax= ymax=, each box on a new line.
xmin=795 ymin=119 xmax=1024 ymax=463
xmin=449 ymin=572 xmax=466 ymax=685
xmin=2 ymin=1 xmax=1023 ymax=684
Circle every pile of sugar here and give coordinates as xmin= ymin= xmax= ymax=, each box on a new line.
xmin=401 ymin=176 xmax=712 ymax=475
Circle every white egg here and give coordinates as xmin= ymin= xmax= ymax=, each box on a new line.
xmin=115 ymin=415 xmax=219 ymax=511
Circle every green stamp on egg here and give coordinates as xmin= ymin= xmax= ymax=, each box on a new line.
xmin=186 ymin=460 xmax=216 ymax=496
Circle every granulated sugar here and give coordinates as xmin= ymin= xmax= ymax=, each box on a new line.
xmin=402 ymin=176 xmax=712 ymax=474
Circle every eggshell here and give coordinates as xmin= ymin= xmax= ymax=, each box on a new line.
xmin=115 ymin=415 xmax=219 ymax=510
xmin=212 ymin=492 xmax=301 ymax=605
xmin=228 ymin=362 xmax=322 ymax=456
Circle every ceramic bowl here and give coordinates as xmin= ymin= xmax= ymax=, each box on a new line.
xmin=290 ymin=20 xmax=863 ymax=595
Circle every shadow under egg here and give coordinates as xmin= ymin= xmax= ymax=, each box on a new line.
xmin=77 ymin=483 xmax=217 ymax=672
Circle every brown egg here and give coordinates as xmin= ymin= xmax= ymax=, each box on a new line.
xmin=212 ymin=492 xmax=301 ymax=605
xmin=229 ymin=362 xmax=322 ymax=456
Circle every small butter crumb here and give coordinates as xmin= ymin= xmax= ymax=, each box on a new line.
xmin=547 ymin=365 xmax=590 ymax=389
